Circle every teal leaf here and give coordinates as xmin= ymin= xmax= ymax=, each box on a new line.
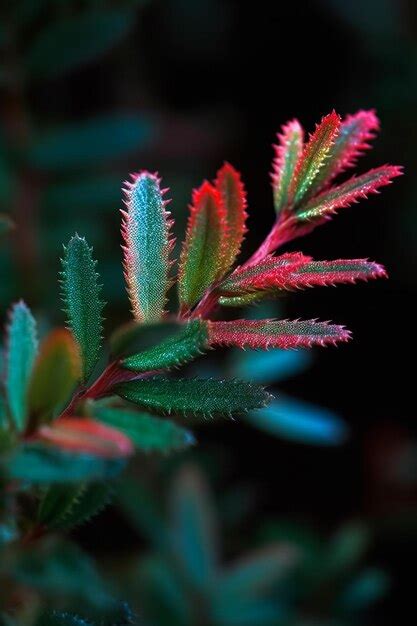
xmin=116 ymin=378 xmax=271 ymax=418
xmin=26 ymin=10 xmax=134 ymax=80
xmin=38 ymin=483 xmax=112 ymax=530
xmin=170 ymin=466 xmax=218 ymax=589
xmin=29 ymin=115 xmax=152 ymax=172
xmin=232 ymin=348 xmax=312 ymax=384
xmin=93 ymin=406 xmax=195 ymax=453
xmin=246 ymin=396 xmax=348 ymax=446
xmin=7 ymin=445 xmax=125 ymax=483
xmin=36 ymin=613 xmax=93 ymax=626
xmin=338 ymin=568 xmax=389 ymax=611
xmin=122 ymin=320 xmax=209 ymax=372
xmin=6 ymin=301 xmax=38 ymax=432
xmin=61 ymin=235 xmax=105 ymax=382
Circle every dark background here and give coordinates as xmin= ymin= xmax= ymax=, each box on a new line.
xmin=1 ymin=1 xmax=415 ymax=623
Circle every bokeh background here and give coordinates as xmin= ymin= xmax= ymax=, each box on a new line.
xmin=0 ymin=1 xmax=415 ymax=624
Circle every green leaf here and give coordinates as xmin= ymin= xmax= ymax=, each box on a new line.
xmin=7 ymin=445 xmax=125 ymax=483
xmin=28 ymin=329 xmax=82 ymax=423
xmin=38 ymin=483 xmax=112 ymax=530
xmin=92 ymin=406 xmax=195 ymax=453
xmin=26 ymin=10 xmax=134 ymax=80
xmin=116 ymin=378 xmax=271 ymax=418
xmin=122 ymin=320 xmax=209 ymax=372
xmin=29 ymin=114 xmax=152 ymax=172
xmin=326 ymin=522 xmax=370 ymax=575
xmin=170 ymin=466 xmax=218 ymax=589
xmin=61 ymin=235 xmax=105 ymax=382
xmin=6 ymin=301 xmax=38 ymax=432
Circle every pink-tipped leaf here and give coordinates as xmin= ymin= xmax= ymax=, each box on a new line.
xmin=272 ymin=120 xmax=304 ymax=213
xmin=178 ymin=181 xmax=228 ymax=309
xmin=287 ymin=259 xmax=387 ymax=288
xmin=215 ymin=162 xmax=248 ymax=273
xmin=209 ymin=319 xmax=351 ymax=350
xmin=122 ymin=171 xmax=174 ymax=323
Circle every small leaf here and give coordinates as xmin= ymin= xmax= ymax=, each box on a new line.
xmin=246 ymin=396 xmax=348 ymax=446
xmin=26 ymin=10 xmax=134 ymax=80
xmin=271 ymin=119 xmax=304 ymax=213
xmin=29 ymin=115 xmax=152 ymax=172
xmin=338 ymin=568 xmax=389 ymax=611
xmin=215 ymin=163 xmax=248 ymax=272
xmin=178 ymin=181 xmax=227 ymax=309
xmin=116 ymin=378 xmax=271 ymax=418
xmin=61 ymin=235 xmax=105 ymax=382
xmin=38 ymin=483 xmax=112 ymax=530
xmin=232 ymin=348 xmax=312 ymax=384
xmin=290 ymin=111 xmax=341 ymax=205
xmin=288 ymin=258 xmax=387 ymax=288
xmin=93 ymin=406 xmax=195 ymax=453
xmin=6 ymin=301 xmax=38 ymax=432
xmin=317 ymin=109 xmax=380 ymax=186
xmin=122 ymin=320 xmax=209 ymax=372
xmin=209 ymin=319 xmax=351 ymax=350
xmin=170 ymin=466 xmax=218 ymax=588
xmin=36 ymin=417 xmax=134 ymax=458
xmin=7 ymin=445 xmax=126 ymax=483
xmin=122 ymin=171 xmax=174 ymax=323
xmin=28 ymin=329 xmax=82 ymax=423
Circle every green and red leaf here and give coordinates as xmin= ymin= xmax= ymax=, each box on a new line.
xmin=178 ymin=181 xmax=228 ymax=310
xmin=122 ymin=171 xmax=174 ymax=323
xmin=36 ymin=417 xmax=134 ymax=458
xmin=209 ymin=319 xmax=351 ymax=349
xmin=215 ymin=163 xmax=248 ymax=273
xmin=287 ymin=259 xmax=387 ymax=288
xmin=272 ymin=119 xmax=304 ymax=213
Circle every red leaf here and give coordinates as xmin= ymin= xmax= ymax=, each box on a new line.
xmin=287 ymin=259 xmax=387 ymax=288
xmin=36 ymin=417 xmax=134 ymax=458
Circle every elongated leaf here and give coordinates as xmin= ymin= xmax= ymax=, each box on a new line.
xmin=218 ymin=253 xmax=309 ymax=295
xmin=219 ymin=292 xmax=270 ymax=307
xmin=170 ymin=466 xmax=218 ymax=588
xmin=30 ymin=115 xmax=151 ymax=172
xmin=296 ymin=165 xmax=403 ymax=225
xmin=209 ymin=319 xmax=351 ymax=350
xmin=93 ymin=406 xmax=195 ymax=453
xmin=61 ymin=235 xmax=105 ymax=382
xmin=246 ymin=396 xmax=348 ymax=445
xmin=36 ymin=417 xmax=134 ymax=458
xmin=28 ymin=329 xmax=82 ymax=422
xmin=291 ymin=111 xmax=341 ymax=205
xmin=38 ymin=483 xmax=112 ymax=530
xmin=232 ymin=348 xmax=312 ymax=384
xmin=288 ymin=259 xmax=387 ymax=288
xmin=110 ymin=320 xmax=181 ymax=358
xmin=317 ymin=109 xmax=380 ymax=186
xmin=178 ymin=181 xmax=227 ymax=309
xmin=26 ymin=10 xmax=134 ymax=80
xmin=6 ymin=301 xmax=38 ymax=432
xmin=272 ymin=119 xmax=304 ymax=212
xmin=116 ymin=378 xmax=270 ymax=418
xmin=215 ymin=163 xmax=248 ymax=272
xmin=7 ymin=445 xmax=126 ymax=483
xmin=122 ymin=171 xmax=174 ymax=323
xmin=122 ymin=320 xmax=209 ymax=372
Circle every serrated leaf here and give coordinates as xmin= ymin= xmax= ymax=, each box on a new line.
xmin=271 ymin=119 xmax=304 ymax=213
xmin=5 ymin=301 xmax=38 ymax=432
xmin=288 ymin=258 xmax=387 ymax=288
xmin=116 ymin=378 xmax=270 ymax=418
xmin=110 ymin=320 xmax=182 ymax=358
xmin=7 ymin=445 xmax=126 ymax=483
xmin=29 ymin=115 xmax=152 ymax=172
xmin=28 ymin=329 xmax=82 ymax=423
xmin=246 ymin=396 xmax=348 ymax=446
xmin=215 ymin=163 xmax=248 ymax=272
xmin=26 ymin=10 xmax=134 ymax=80
xmin=122 ymin=320 xmax=209 ymax=372
xmin=290 ymin=111 xmax=341 ymax=205
xmin=178 ymin=181 xmax=227 ymax=310
xmin=61 ymin=235 xmax=105 ymax=382
xmin=36 ymin=417 xmax=134 ymax=458
xmin=209 ymin=319 xmax=351 ymax=350
xmin=93 ymin=406 xmax=195 ymax=453
xmin=316 ymin=109 xmax=380 ymax=187
xmin=170 ymin=466 xmax=218 ymax=588
xmin=38 ymin=483 xmax=112 ymax=530
xmin=122 ymin=171 xmax=174 ymax=323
